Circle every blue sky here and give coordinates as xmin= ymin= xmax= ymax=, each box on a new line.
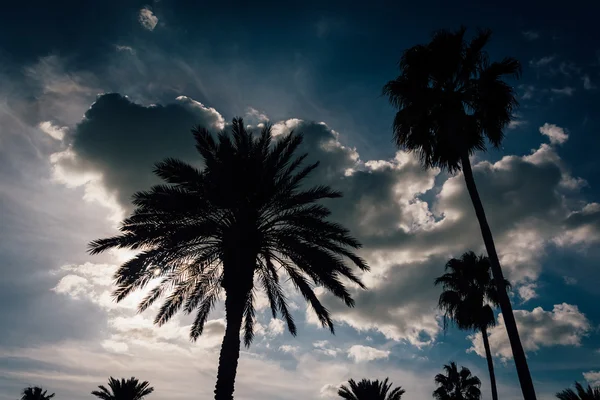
xmin=0 ymin=1 xmax=599 ymax=399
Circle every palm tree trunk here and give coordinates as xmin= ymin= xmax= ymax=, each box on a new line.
xmin=481 ymin=325 xmax=499 ymax=400
xmin=214 ymin=292 xmax=246 ymax=400
xmin=460 ymin=152 xmax=537 ymax=400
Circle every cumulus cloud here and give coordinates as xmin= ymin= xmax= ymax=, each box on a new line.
xmin=517 ymin=283 xmax=538 ymax=303
xmin=469 ymin=304 xmax=591 ymax=360
xmin=539 ymin=123 xmax=569 ymax=145
xmin=319 ymin=383 xmax=341 ymax=398
xmin=279 ymin=345 xmax=300 ymax=354
xmin=138 ymin=7 xmax=158 ymax=31
xmin=584 ymin=371 xmax=600 ymax=386
xmin=39 ymin=121 xmax=68 ymax=140
xmin=347 ymin=345 xmax=390 ymax=363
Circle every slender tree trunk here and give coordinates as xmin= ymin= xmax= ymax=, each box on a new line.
xmin=214 ymin=293 xmax=246 ymax=400
xmin=460 ymin=152 xmax=537 ymax=400
xmin=481 ymin=325 xmax=499 ymax=400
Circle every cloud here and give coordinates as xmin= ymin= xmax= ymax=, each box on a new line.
xmin=138 ymin=7 xmax=158 ymax=31
xmin=347 ymin=345 xmax=390 ymax=363
xmin=522 ymin=31 xmax=540 ymax=40
xmin=551 ymin=87 xmax=575 ymax=96
xmin=508 ymin=118 xmax=527 ymax=130
xmin=39 ymin=121 xmax=67 ymax=140
xmin=563 ymin=276 xmax=578 ymax=285
xmin=539 ymin=123 xmax=569 ymax=145
xmin=530 ymin=56 xmax=555 ymax=67
xmin=279 ymin=345 xmax=300 ymax=354
xmin=115 ymin=45 xmax=136 ymax=55
xmin=519 ymin=85 xmax=536 ymax=100
xmin=319 ymin=383 xmax=341 ymax=398
xmin=584 ymin=371 xmax=600 ymax=386
xmin=517 ymin=283 xmax=538 ymax=303
xmin=582 ymin=75 xmax=596 ymax=90
xmin=468 ymin=304 xmax=591 ymax=360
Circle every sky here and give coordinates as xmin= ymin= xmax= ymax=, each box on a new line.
xmin=0 ymin=1 xmax=599 ymax=399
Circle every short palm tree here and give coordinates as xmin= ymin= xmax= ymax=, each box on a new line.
xmin=383 ymin=27 xmax=535 ymax=400
xmin=435 ymin=251 xmax=510 ymax=400
xmin=433 ymin=362 xmax=481 ymax=400
xmin=20 ymin=387 xmax=55 ymax=400
xmin=89 ymin=118 xmax=369 ymax=400
xmin=91 ymin=377 xmax=153 ymax=400
xmin=338 ymin=378 xmax=405 ymax=400
xmin=557 ymin=382 xmax=600 ymax=400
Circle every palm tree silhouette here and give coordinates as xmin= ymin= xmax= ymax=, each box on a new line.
xmin=556 ymin=382 xmax=600 ymax=400
xmin=435 ymin=251 xmax=510 ymax=400
xmin=433 ymin=362 xmax=481 ymax=400
xmin=383 ymin=26 xmax=535 ymax=400
xmin=89 ymin=118 xmax=369 ymax=400
xmin=338 ymin=378 xmax=405 ymax=400
xmin=20 ymin=387 xmax=55 ymax=400
xmin=91 ymin=377 xmax=154 ymax=400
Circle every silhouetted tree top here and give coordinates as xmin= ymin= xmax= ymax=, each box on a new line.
xmin=433 ymin=362 xmax=481 ymax=400
xmin=20 ymin=387 xmax=55 ymax=400
xmin=91 ymin=377 xmax=154 ymax=400
xmin=383 ymin=26 xmax=521 ymax=173
xmin=556 ymin=382 xmax=600 ymax=400
xmin=338 ymin=378 xmax=405 ymax=400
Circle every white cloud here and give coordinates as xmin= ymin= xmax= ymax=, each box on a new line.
xmin=138 ymin=7 xmax=158 ymax=31
xmin=279 ymin=345 xmax=299 ymax=354
xmin=267 ymin=319 xmax=285 ymax=336
xmin=551 ymin=87 xmax=575 ymax=96
xmin=245 ymin=107 xmax=269 ymax=122
xmin=313 ymin=340 xmax=342 ymax=357
xmin=517 ymin=283 xmax=538 ymax=303
xmin=39 ymin=121 xmax=67 ymax=140
xmin=469 ymin=304 xmax=591 ymax=360
xmin=522 ymin=31 xmax=540 ymax=41
xmin=539 ymin=123 xmax=569 ymax=145
xmin=508 ymin=119 xmax=527 ymax=130
xmin=319 ymin=383 xmax=340 ymax=398
xmin=584 ymin=371 xmax=600 ymax=386
xmin=582 ymin=75 xmax=596 ymax=90
xmin=347 ymin=345 xmax=390 ymax=363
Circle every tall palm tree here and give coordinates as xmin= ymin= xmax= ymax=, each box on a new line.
xmin=20 ymin=387 xmax=55 ymax=400
xmin=89 ymin=118 xmax=369 ymax=400
xmin=435 ymin=251 xmax=510 ymax=400
xmin=557 ymin=382 xmax=600 ymax=400
xmin=383 ymin=27 xmax=535 ymax=399
xmin=433 ymin=362 xmax=481 ymax=400
xmin=91 ymin=377 xmax=154 ymax=400
xmin=338 ymin=378 xmax=405 ymax=400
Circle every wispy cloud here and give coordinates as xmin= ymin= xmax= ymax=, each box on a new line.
xmin=551 ymin=86 xmax=575 ymax=96
xmin=582 ymin=75 xmax=596 ymax=90
xmin=115 ymin=45 xmax=136 ymax=55
xmin=522 ymin=30 xmax=540 ymax=41
xmin=529 ymin=55 xmax=555 ymax=68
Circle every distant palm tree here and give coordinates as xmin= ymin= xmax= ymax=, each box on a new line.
xmin=556 ymin=382 xmax=600 ymax=400
xmin=91 ymin=377 xmax=153 ymax=400
xmin=20 ymin=387 xmax=55 ymax=400
xmin=383 ymin=26 xmax=535 ymax=400
xmin=338 ymin=378 xmax=405 ymax=400
xmin=89 ymin=118 xmax=369 ymax=400
xmin=435 ymin=251 xmax=510 ymax=400
xmin=433 ymin=362 xmax=481 ymax=400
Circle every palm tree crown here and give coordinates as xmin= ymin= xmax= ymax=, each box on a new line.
xmin=433 ymin=362 xmax=481 ymax=400
xmin=557 ymin=382 xmax=600 ymax=400
xmin=383 ymin=26 xmax=521 ymax=172
xmin=91 ymin=377 xmax=154 ymax=400
xmin=338 ymin=378 xmax=405 ymax=400
xmin=435 ymin=251 xmax=509 ymax=331
xmin=89 ymin=118 xmax=368 ymax=399
xmin=20 ymin=387 xmax=55 ymax=400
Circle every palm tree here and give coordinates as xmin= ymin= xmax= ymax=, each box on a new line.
xmin=89 ymin=118 xmax=369 ymax=400
xmin=383 ymin=27 xmax=535 ymax=400
xmin=20 ymin=387 xmax=55 ymax=400
xmin=433 ymin=362 xmax=481 ymax=400
xmin=338 ymin=378 xmax=405 ymax=400
xmin=435 ymin=251 xmax=510 ymax=400
xmin=557 ymin=382 xmax=600 ymax=400
xmin=91 ymin=377 xmax=154 ymax=400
